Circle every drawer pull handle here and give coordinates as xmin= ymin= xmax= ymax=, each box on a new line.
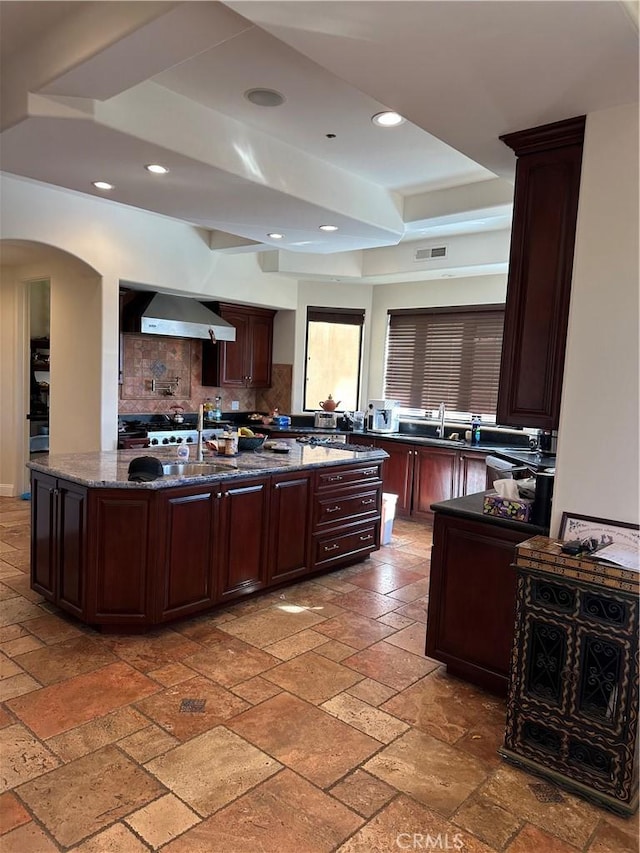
xmin=362 ymin=469 xmax=376 ymax=475
xmin=360 ymin=499 xmax=375 ymax=506
xmin=324 ymin=544 xmax=340 ymax=552
xmin=327 ymin=475 xmax=343 ymax=482
xmin=359 ymin=534 xmax=373 ymax=542
xmin=325 ymin=505 xmax=341 ymax=513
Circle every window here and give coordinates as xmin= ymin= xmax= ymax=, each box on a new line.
xmin=384 ymin=305 xmax=505 ymax=417
xmin=304 ymin=307 xmax=364 ymax=412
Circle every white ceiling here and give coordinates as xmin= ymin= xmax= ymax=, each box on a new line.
xmin=0 ymin=1 xmax=637 ymax=278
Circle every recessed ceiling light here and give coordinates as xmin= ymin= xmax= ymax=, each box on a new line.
xmin=319 ymin=224 xmax=338 ymax=232
xmin=267 ymin=233 xmax=284 ymax=240
xmin=372 ymin=111 xmax=406 ymax=128
xmin=92 ymin=181 xmax=114 ymax=191
xmin=245 ymin=88 xmax=285 ymax=107
xmin=145 ymin=164 xmax=169 ymax=174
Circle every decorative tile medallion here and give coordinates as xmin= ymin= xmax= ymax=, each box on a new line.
xmin=179 ymin=698 xmax=206 ymax=714
xmin=529 ymin=781 xmax=565 ymax=803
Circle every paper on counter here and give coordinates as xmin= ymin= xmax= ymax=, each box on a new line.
xmin=590 ymin=542 xmax=639 ymax=572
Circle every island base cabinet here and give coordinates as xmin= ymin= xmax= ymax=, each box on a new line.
xmin=90 ymin=491 xmax=154 ymax=626
xmin=217 ymin=477 xmax=270 ymax=602
xmin=31 ymin=472 xmax=87 ymax=619
xmin=425 ymin=512 xmax=525 ymax=695
xmin=156 ymin=486 xmax=219 ymax=621
xmin=268 ymin=472 xmax=312 ymax=584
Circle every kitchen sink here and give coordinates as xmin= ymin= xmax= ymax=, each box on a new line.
xmin=162 ymin=462 xmax=232 ymax=477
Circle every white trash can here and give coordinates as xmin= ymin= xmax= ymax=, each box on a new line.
xmin=381 ymin=493 xmax=398 ymax=545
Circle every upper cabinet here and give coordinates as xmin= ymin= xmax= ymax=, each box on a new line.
xmin=496 ymin=116 xmax=585 ymax=430
xmin=202 ymin=303 xmax=276 ymax=389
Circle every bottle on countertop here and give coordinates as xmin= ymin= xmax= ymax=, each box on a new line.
xmin=214 ymin=396 xmax=222 ymax=421
xmin=204 ymin=399 xmax=214 ymax=423
xmin=471 ymin=415 xmax=481 ymax=446
xmin=176 ymin=442 xmax=190 ymax=461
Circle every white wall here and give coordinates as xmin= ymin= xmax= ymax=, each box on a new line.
xmin=552 ymin=103 xmax=639 ymax=532
xmin=368 ymin=274 xmax=507 ymax=398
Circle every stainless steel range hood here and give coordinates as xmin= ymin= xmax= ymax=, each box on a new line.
xmin=122 ymin=292 xmax=236 ymax=341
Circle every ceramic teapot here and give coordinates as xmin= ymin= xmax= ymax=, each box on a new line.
xmin=319 ymin=395 xmax=340 ymax=412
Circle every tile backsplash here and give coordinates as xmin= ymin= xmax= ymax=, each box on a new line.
xmin=119 ymin=334 xmax=292 ymax=416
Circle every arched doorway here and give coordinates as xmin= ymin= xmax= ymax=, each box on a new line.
xmin=1 ymin=240 xmax=104 ymax=496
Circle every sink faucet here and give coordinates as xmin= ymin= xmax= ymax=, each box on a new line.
xmin=436 ymin=402 xmax=446 ymax=438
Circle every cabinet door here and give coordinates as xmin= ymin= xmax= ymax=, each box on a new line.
xmin=217 ymin=308 xmax=251 ymax=387
xmin=57 ymin=481 xmax=87 ymax=616
xmin=246 ymin=311 xmax=274 ymax=388
xmin=218 ymin=477 xmax=269 ymax=600
xmin=412 ymin=446 xmax=458 ymax=519
xmin=497 ymin=117 xmax=585 ymax=429
xmin=457 ymin=451 xmax=488 ymax=496
xmin=374 ymin=439 xmax=413 ymax=517
xmin=268 ymin=472 xmax=312 ymax=583
xmin=425 ymin=513 xmax=522 ymax=695
xmin=31 ymin=472 xmax=58 ymax=599
xmin=158 ymin=486 xmax=218 ymax=621
xmin=90 ymin=490 xmax=154 ymax=625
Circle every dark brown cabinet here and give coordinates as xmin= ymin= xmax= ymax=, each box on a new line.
xmin=31 ymin=473 xmax=86 ymax=619
xmin=202 ymin=303 xmax=276 ymax=389
xmin=31 ymin=458 xmax=383 ymax=630
xmin=157 ymin=485 xmax=218 ymax=621
xmin=311 ymin=462 xmax=383 ymax=571
xmin=458 ymin=450 xmax=490 ymax=497
xmin=347 ymin=436 xmax=487 ymax=518
xmin=412 ymin=446 xmax=458 ymax=520
xmin=425 ymin=511 xmax=530 ymax=695
xmin=268 ymin=471 xmax=312 ymax=584
xmin=497 ymin=116 xmax=585 ymax=429
xmin=91 ymin=490 xmax=153 ymax=626
xmin=217 ymin=476 xmax=270 ymax=601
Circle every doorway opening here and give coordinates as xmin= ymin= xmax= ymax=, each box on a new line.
xmin=28 ymin=280 xmax=51 ymax=456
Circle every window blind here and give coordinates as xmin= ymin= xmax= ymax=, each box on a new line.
xmin=307 ymin=307 xmax=365 ymax=326
xmin=385 ymin=305 xmax=505 ymax=414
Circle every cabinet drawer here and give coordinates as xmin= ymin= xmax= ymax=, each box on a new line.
xmin=312 ymin=522 xmax=379 ymax=569
xmin=314 ymin=489 xmax=380 ymax=529
xmin=315 ymin=464 xmax=382 ymax=491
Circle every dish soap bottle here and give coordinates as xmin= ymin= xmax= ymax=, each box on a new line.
xmin=176 ymin=442 xmax=190 ymax=461
xmin=214 ymin=395 xmax=222 ymax=421
xmin=471 ymin=415 xmax=481 ymax=446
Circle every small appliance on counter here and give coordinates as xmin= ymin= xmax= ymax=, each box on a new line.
xmin=367 ymin=399 xmax=400 ymax=433
xmin=537 ymin=429 xmax=558 ymax=455
xmin=314 ymin=411 xmax=338 ymax=428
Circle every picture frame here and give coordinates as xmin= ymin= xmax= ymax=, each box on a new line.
xmin=559 ymin=512 xmax=640 ymax=549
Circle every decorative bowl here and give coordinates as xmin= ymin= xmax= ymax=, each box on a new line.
xmin=238 ymin=435 xmax=266 ymax=451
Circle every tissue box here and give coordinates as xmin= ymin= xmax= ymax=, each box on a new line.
xmin=483 ymin=493 xmax=532 ymax=522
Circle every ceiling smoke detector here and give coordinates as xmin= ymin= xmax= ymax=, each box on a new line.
xmin=244 ymin=88 xmax=285 ymax=107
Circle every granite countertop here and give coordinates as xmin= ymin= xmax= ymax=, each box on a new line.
xmin=430 ymin=491 xmax=549 ymax=536
xmin=27 ymin=440 xmax=388 ymax=489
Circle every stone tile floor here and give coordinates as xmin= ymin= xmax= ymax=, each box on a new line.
xmin=0 ymin=495 xmax=637 ymax=852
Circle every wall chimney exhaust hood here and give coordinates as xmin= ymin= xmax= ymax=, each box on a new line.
xmin=122 ymin=292 xmax=236 ymax=341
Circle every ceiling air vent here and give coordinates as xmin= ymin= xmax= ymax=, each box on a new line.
xmin=414 ymin=245 xmax=448 ymax=261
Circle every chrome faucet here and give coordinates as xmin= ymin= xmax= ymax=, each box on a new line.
xmin=436 ymin=402 xmax=446 ymax=438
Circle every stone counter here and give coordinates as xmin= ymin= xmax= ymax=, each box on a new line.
xmin=28 ymin=440 xmax=388 ymax=490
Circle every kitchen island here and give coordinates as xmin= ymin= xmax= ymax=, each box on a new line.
xmin=425 ymin=491 xmax=548 ymax=696
xmin=28 ymin=441 xmax=387 ymax=631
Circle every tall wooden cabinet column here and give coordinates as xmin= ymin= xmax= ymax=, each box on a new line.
xmin=497 ymin=116 xmax=585 ymax=430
